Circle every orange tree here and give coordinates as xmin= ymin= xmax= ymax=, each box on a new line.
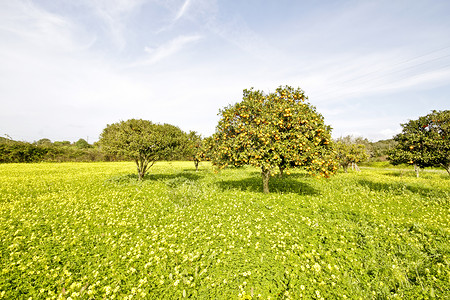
xmin=335 ymin=136 xmax=369 ymax=172
xmin=210 ymin=86 xmax=338 ymax=193
xmin=388 ymin=110 xmax=450 ymax=176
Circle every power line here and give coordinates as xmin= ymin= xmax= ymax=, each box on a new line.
xmin=313 ymin=45 xmax=450 ymax=100
xmin=343 ymin=53 xmax=450 ymax=88
xmin=339 ymin=45 xmax=450 ymax=85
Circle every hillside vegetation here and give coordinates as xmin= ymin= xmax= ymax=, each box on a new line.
xmin=0 ymin=162 xmax=448 ymax=299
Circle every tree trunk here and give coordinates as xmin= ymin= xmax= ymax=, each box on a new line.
xmin=136 ymin=158 xmax=153 ymax=181
xmin=342 ymin=164 xmax=348 ymax=173
xmin=278 ymin=165 xmax=284 ymax=178
xmin=135 ymin=160 xmax=142 ymax=180
xmin=261 ymin=167 xmax=271 ymax=194
xmin=138 ymin=169 xmax=145 ymax=180
xmin=194 ymin=160 xmax=199 ymax=172
xmin=136 ymin=160 xmax=146 ymax=181
xmin=441 ymin=163 xmax=450 ymax=175
xmin=414 ymin=164 xmax=419 ymax=178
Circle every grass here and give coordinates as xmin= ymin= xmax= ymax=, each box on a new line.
xmin=0 ymin=161 xmax=449 ymax=299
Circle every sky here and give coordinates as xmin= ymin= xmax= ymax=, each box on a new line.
xmin=1 ymin=0 xmax=450 ymax=143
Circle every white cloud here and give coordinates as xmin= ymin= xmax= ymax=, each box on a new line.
xmin=0 ymin=1 xmax=92 ymax=52
xmin=145 ymin=34 xmax=202 ymax=61
xmin=379 ymin=128 xmax=401 ymax=140
xmin=83 ymin=0 xmax=148 ymax=49
xmin=127 ymin=34 xmax=203 ymax=67
xmin=174 ymin=0 xmax=191 ymax=21
xmin=158 ymin=0 xmax=278 ymax=61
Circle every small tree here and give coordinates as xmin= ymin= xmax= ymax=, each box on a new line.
xmin=185 ymin=131 xmax=203 ymax=171
xmin=53 ymin=141 xmax=71 ymax=147
xmin=388 ymin=110 xmax=450 ymax=176
xmin=99 ymin=119 xmax=186 ymax=180
xmin=211 ymin=86 xmax=338 ymax=193
xmin=369 ymin=139 xmax=396 ymax=161
xmin=74 ymin=138 xmax=91 ymax=149
xmin=335 ymin=136 xmax=369 ymax=172
xmin=426 ymin=110 xmax=450 ymax=174
xmin=35 ymin=138 xmax=52 ymax=146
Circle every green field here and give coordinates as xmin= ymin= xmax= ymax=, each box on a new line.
xmin=0 ymin=162 xmax=449 ymax=299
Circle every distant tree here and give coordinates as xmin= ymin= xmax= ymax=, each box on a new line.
xmin=185 ymin=131 xmax=204 ymax=171
xmin=335 ymin=136 xmax=369 ymax=172
xmin=388 ymin=110 xmax=450 ymax=176
xmin=369 ymin=139 xmax=397 ymax=161
xmin=36 ymin=138 xmax=52 ymax=146
xmin=0 ymin=137 xmax=107 ymax=163
xmin=211 ymin=86 xmax=338 ymax=193
xmin=0 ymin=140 xmax=48 ymax=163
xmin=53 ymin=141 xmax=71 ymax=147
xmin=74 ymin=138 xmax=91 ymax=149
xmin=99 ymin=119 xmax=186 ymax=180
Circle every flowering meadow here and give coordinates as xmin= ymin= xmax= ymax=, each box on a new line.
xmin=0 ymin=162 xmax=449 ymax=299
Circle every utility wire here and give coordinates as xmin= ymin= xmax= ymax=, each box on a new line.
xmin=313 ymin=45 xmax=450 ymax=100
xmin=344 ymin=53 xmax=450 ymax=87
xmin=339 ymin=45 xmax=450 ymax=85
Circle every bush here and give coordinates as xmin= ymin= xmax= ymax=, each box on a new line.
xmin=0 ymin=141 xmax=48 ymax=163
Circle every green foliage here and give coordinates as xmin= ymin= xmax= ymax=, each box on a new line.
xmin=0 ymin=140 xmax=48 ymax=163
xmin=0 ymin=162 xmax=448 ymax=299
xmin=335 ymin=136 xmax=369 ymax=172
xmin=43 ymin=146 xmax=106 ymax=162
xmin=74 ymin=138 xmax=91 ymax=149
xmin=184 ymin=131 xmax=204 ymax=170
xmin=198 ymin=136 xmax=214 ymax=161
xmin=98 ymin=119 xmax=187 ymax=179
xmin=211 ymin=85 xmax=338 ymax=193
xmin=388 ymin=110 xmax=450 ymax=175
xmin=35 ymin=138 xmax=52 ymax=146
xmin=0 ymin=137 xmax=106 ymax=163
xmin=367 ymin=139 xmax=396 ymax=161
xmin=53 ymin=141 xmax=71 ymax=147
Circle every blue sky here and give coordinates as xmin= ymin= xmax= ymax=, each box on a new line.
xmin=1 ymin=0 xmax=450 ymax=143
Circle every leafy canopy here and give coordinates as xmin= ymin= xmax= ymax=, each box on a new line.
xmin=99 ymin=119 xmax=186 ymax=179
xmin=74 ymin=138 xmax=91 ymax=149
xmin=335 ymin=136 xmax=369 ymax=172
xmin=185 ymin=131 xmax=204 ymax=171
xmin=388 ymin=110 xmax=450 ymax=175
xmin=211 ymin=85 xmax=338 ymax=193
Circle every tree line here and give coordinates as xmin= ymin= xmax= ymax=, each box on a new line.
xmin=0 ymin=131 xmax=201 ymax=164
xmin=0 ymin=137 xmax=104 ymax=163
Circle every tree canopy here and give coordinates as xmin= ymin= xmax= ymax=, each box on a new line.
xmin=74 ymin=138 xmax=91 ymax=149
xmin=0 ymin=140 xmax=48 ymax=163
xmin=210 ymin=86 xmax=338 ymax=193
xmin=388 ymin=110 xmax=450 ymax=176
xmin=99 ymin=119 xmax=186 ymax=179
xmin=335 ymin=136 xmax=369 ymax=172
xmin=184 ymin=131 xmax=204 ymax=171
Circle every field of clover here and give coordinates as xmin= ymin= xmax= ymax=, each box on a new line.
xmin=0 ymin=161 xmax=449 ymax=299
